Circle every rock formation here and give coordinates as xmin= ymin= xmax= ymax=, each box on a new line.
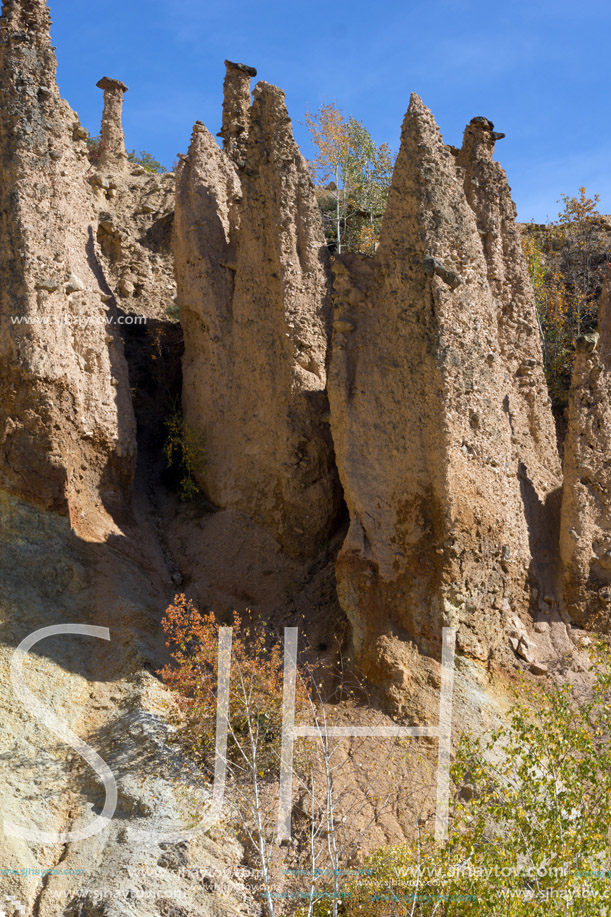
xmin=327 ymin=96 xmax=561 ymax=694
xmin=0 ymin=5 xmax=258 ymax=915
xmin=458 ymin=116 xmax=560 ymax=500
xmin=175 ymin=76 xmax=339 ymax=557
xmin=457 ymin=115 xmax=563 ymax=620
xmin=1 ymin=0 xmax=609 ymax=907
xmin=91 ymin=77 xmax=177 ymax=324
xmin=560 ymin=281 xmax=611 ymax=628
xmin=0 ymin=0 xmax=136 ymax=522
xmin=89 ymin=79 xmax=181 ymax=499
xmin=218 ymin=59 xmax=257 ymax=162
xmin=96 ymin=75 xmax=128 ymax=169
xmin=458 ymin=118 xmax=560 ymax=486
xmin=175 ymin=81 xmax=571 ymax=695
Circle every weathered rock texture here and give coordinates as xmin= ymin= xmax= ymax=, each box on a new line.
xmin=219 ymin=59 xmax=257 ymax=162
xmin=0 ymin=14 xmax=256 ymax=912
xmin=0 ymin=0 xmax=136 ymax=522
xmin=92 ymin=144 xmax=177 ymax=324
xmin=175 ymin=79 xmax=339 ymax=557
xmin=96 ymin=75 xmax=128 ymax=169
xmin=327 ymin=96 xmax=561 ymax=694
xmin=560 ymin=283 xmax=611 ymax=627
xmin=457 ymin=115 xmax=563 ymax=617
xmin=458 ymin=117 xmax=559 ymax=493
xmin=0 ymin=484 xmax=257 ymax=917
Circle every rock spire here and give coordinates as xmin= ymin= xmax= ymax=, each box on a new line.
xmin=96 ymin=75 xmax=129 ymax=168
xmin=218 ymin=59 xmax=257 ymax=163
xmin=0 ymin=0 xmax=136 ymax=521
xmin=327 ymin=96 xmax=561 ymax=694
xmin=174 ymin=80 xmax=340 ymax=557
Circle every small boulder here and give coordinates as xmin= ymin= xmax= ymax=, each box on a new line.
xmin=516 ymin=635 xmax=537 ymax=664
xmin=65 ymin=273 xmax=84 ymax=295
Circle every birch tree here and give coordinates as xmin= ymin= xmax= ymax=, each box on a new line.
xmin=305 ymin=104 xmax=395 ymax=254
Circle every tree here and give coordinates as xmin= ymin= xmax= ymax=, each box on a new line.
xmin=305 ymin=104 xmax=394 ymax=254
xmin=522 ymin=188 xmax=610 ymax=410
xmin=345 ymin=643 xmax=611 ymax=916
xmin=291 ymin=659 xmax=415 ymax=917
xmin=84 ymin=130 xmax=102 ymax=165
xmin=523 ymin=225 xmax=573 ymax=408
xmin=556 ymin=188 xmax=602 ymax=334
xmin=305 ymin=104 xmax=352 ymax=253
xmin=343 ymin=119 xmax=394 ymax=254
xmin=160 ymin=598 xmax=306 ymax=917
xmin=160 ymin=598 xmax=414 ymax=917
xmin=127 ymin=149 xmax=168 ymax=174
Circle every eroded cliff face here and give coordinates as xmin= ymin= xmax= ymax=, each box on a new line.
xmin=92 ymin=77 xmax=177 ymax=326
xmin=174 ymin=81 xmax=579 ymax=699
xmin=560 ymin=285 xmax=611 ymax=628
xmin=0 ymin=0 xmax=136 ymax=524
xmin=1 ymin=1 xmax=608 ymax=907
xmin=0 ymin=489 xmax=255 ymax=917
xmin=327 ymin=96 xmax=562 ymax=697
xmin=175 ymin=78 xmax=340 ymax=558
xmin=0 ymin=4 xmax=254 ymax=915
xmin=457 ymin=117 xmax=561 ymax=500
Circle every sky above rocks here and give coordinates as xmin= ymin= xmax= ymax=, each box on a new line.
xmin=52 ymin=0 xmax=611 ymax=222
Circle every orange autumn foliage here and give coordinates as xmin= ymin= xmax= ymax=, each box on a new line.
xmin=159 ymin=594 xmax=310 ymax=777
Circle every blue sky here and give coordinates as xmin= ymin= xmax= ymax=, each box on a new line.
xmin=50 ymin=0 xmax=611 ymax=222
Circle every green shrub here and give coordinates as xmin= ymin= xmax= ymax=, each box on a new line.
xmin=163 ymin=411 xmax=206 ymax=501
xmin=523 ymin=189 xmax=610 ymax=411
xmin=127 ymin=149 xmax=167 ymax=173
xmin=344 ymin=642 xmax=611 ymax=915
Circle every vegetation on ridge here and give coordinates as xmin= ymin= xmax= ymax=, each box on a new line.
xmin=522 ymin=187 xmax=610 ymax=410
xmin=85 ymin=129 xmax=167 ymax=172
xmin=306 ymin=643 xmax=611 ymax=915
xmin=306 ymin=103 xmax=395 ymax=255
